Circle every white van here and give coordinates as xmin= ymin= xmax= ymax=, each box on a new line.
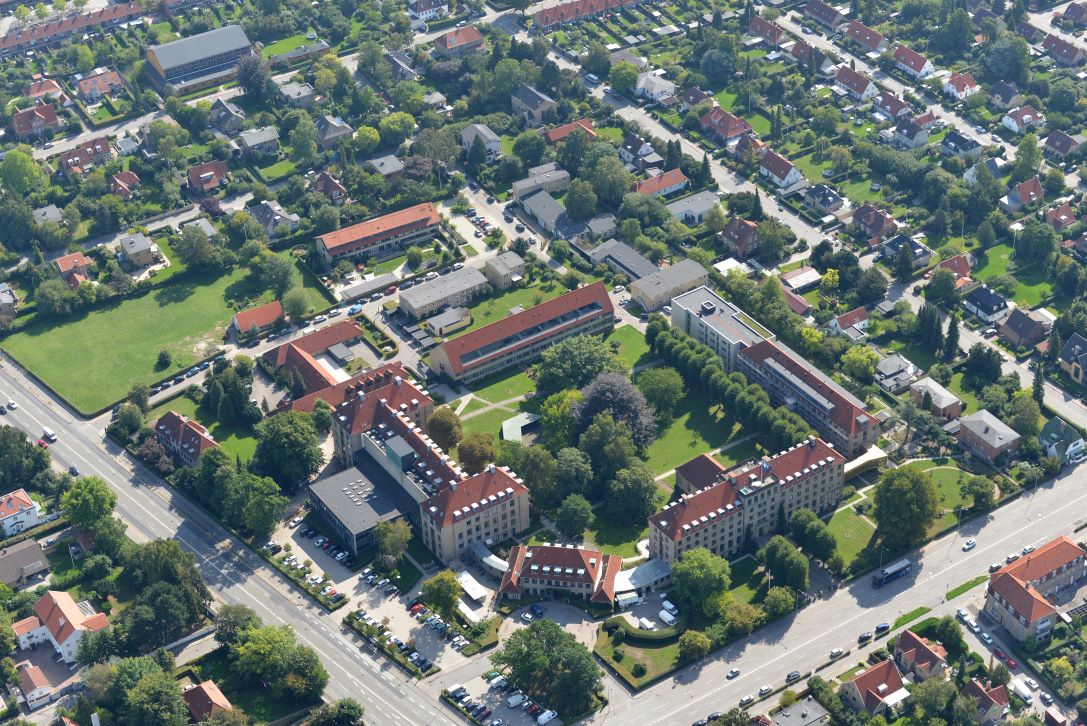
xmin=507 ymin=693 xmax=526 ymax=708
xmin=1012 ymin=679 xmax=1033 ymax=706
xmin=638 ymin=617 xmax=656 ymax=631
xmin=43 ymin=427 xmax=57 ymax=442
xmin=537 ymin=710 xmax=558 ymax=725
xmin=659 ymin=609 xmax=677 ymax=626
xmin=662 ymin=599 xmax=678 ymax=615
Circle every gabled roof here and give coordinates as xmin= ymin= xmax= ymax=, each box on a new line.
xmin=1059 ymin=332 xmax=1087 ymax=367
xmin=33 ymin=590 xmax=108 ymax=646
xmin=148 ymin=25 xmax=251 ymax=72
xmin=834 ymin=306 xmax=868 ymax=330
xmin=1005 ymin=105 xmax=1043 ymax=128
xmin=964 ymin=284 xmax=1008 ymax=314
xmin=632 ymin=168 xmax=688 ymax=196
xmin=0 ymin=1 xmax=141 ymax=54
xmin=678 ymin=86 xmax=711 ymax=107
xmin=700 ymin=107 xmax=752 ymax=139
xmin=12 ymin=104 xmax=60 ymax=137
xmin=892 ymin=44 xmax=930 ymax=73
xmin=1046 ymin=202 xmax=1077 ymax=231
xmin=512 ymin=83 xmax=554 ymax=111
xmin=895 ymin=629 xmax=947 ymax=672
xmin=54 ymin=252 xmax=92 ymax=275
xmin=894 ymin=117 xmax=926 ymax=141
xmin=543 ymin=118 xmax=596 ymax=144
xmin=155 ymin=410 xmax=220 ymax=458
xmin=1045 ymin=129 xmax=1084 ymax=156
xmin=675 ymin=453 xmax=726 ymax=489
xmin=946 ymin=71 xmax=977 ymax=94
xmin=233 ymin=300 xmax=283 ymax=331
xmin=989 ymin=81 xmax=1020 ymax=104
xmin=183 ymin=679 xmax=233 ymax=721
xmin=187 ymin=160 xmax=230 ymax=192
xmin=963 ymin=679 xmax=1009 ymax=713
xmin=425 ymin=466 xmax=529 ymax=528
xmin=25 ymin=78 xmax=61 ymax=98
xmin=0 ymin=489 xmax=36 ymax=520
xmin=937 ymin=253 xmax=972 ymax=279
xmin=750 ymin=15 xmax=787 ymax=45
xmin=1012 ymin=176 xmax=1044 ymax=206
xmin=835 ymin=65 xmax=874 ymax=96
xmin=804 ymin=0 xmax=843 ymax=25
xmin=75 ymin=68 xmax=123 ymax=98
xmin=849 ymin=659 xmax=907 ymax=713
xmin=845 ymin=19 xmax=885 ymax=51
xmin=760 ymin=149 xmax=796 ymax=180
xmin=853 ymin=203 xmax=897 ymax=238
xmin=17 ymin=664 xmax=50 ymax=694
xmin=874 ymin=92 xmax=910 ymax=117
xmin=317 ymin=203 xmax=439 ymax=255
xmin=433 ymin=25 xmax=483 ymax=52
xmin=1042 ymin=33 xmax=1085 ymax=64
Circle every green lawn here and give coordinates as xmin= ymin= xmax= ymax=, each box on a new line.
xmin=260 ymin=159 xmax=297 ymax=182
xmin=456 ymin=282 xmax=567 ymax=334
xmin=372 ymin=253 xmax=407 ymax=275
xmin=826 ymin=507 xmax=877 ymax=567
xmin=946 ymin=575 xmax=987 ymax=600
xmin=903 ymin=459 xmax=970 ymax=531
xmin=583 ymin=491 xmax=667 ymax=557
xmin=595 ymin=626 xmax=678 ymax=688
xmin=149 ymin=395 xmax=258 ymax=462
xmin=728 ymin=555 xmax=766 ymax=605
xmin=971 ymin=244 xmax=1052 ymax=308
xmin=713 ymin=438 xmax=761 ymax=469
xmin=460 ymin=407 xmax=516 ymax=439
xmin=886 ymin=337 xmax=937 ymax=372
xmin=607 ymin=325 xmax=654 ymax=370
xmin=467 ymin=369 xmax=536 ymax=404
xmin=794 ymin=153 xmax=831 ymax=183
xmin=894 ymin=606 xmax=931 ymax=629
xmin=746 ymin=112 xmax=772 ymax=137
xmin=643 ymin=398 xmax=743 ymax=475
xmin=190 ymin=648 xmax=308 ymax=723
xmin=947 ymin=372 xmax=981 ymax=414
xmin=596 ymin=126 xmax=624 ymax=143
xmin=714 ymin=90 xmax=738 ymax=111
xmin=261 ymin=32 xmax=313 ymax=57
xmin=460 ymin=397 xmax=490 ymax=416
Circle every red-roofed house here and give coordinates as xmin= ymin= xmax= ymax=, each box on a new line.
xmin=431 ymin=281 xmax=614 ymax=383
xmin=1042 ymin=33 xmax=1086 ymax=66
xmin=1002 ymin=105 xmax=1045 ymax=134
xmin=1046 ymin=202 xmax=1078 ymax=233
xmin=187 ymin=160 xmax=231 ymax=194
xmin=853 ymin=203 xmax=898 ymax=244
xmin=699 ymin=107 xmax=753 ymax=145
xmin=750 ymin=16 xmax=787 ymax=47
xmin=933 ymin=252 xmax=974 ymax=289
xmin=231 ymin=300 xmax=283 ymax=336
xmin=984 ymin=536 xmax=1087 ymax=641
xmin=543 ymin=118 xmax=596 ymax=145
xmin=720 ymin=216 xmax=760 ymax=258
xmin=155 ymin=411 xmax=220 ymax=467
xmin=873 ymin=92 xmax=911 ymax=119
xmin=894 ymin=630 xmax=948 ymax=680
xmin=892 ymin=44 xmax=934 ymax=78
xmin=804 ymin=0 xmax=844 ymax=27
xmin=759 ymin=150 xmax=804 ymax=188
xmin=16 ymin=663 xmax=52 ymax=710
xmin=0 ymin=489 xmax=42 ymax=538
xmin=182 ymin=680 xmax=233 ymax=721
xmin=1044 ymin=129 xmax=1085 ymax=160
xmin=650 ymin=437 xmax=845 ymax=562
xmin=25 ymin=78 xmax=62 ymax=99
xmin=844 ymin=20 xmax=887 ymax=52
xmin=944 ymin=71 xmax=979 ymax=100
xmin=12 ymin=591 xmax=109 ymax=663
xmin=677 ymin=86 xmax=711 ymax=112
xmin=1064 ymin=1 xmax=1087 ymax=24
xmin=1001 ymin=176 xmax=1044 ymax=213
xmin=431 ymin=25 xmax=484 ymax=59
xmin=109 ymin=170 xmax=140 ymax=198
xmin=632 ymin=168 xmax=689 ymax=197
xmin=11 ymin=103 xmax=61 ymax=140
xmin=783 ymin=287 xmax=812 ymax=317
xmin=75 ymin=68 xmax=124 ymax=102
xmin=54 ymin=136 xmax=114 ymax=178
xmin=828 ymin=306 xmax=869 ymax=339
xmin=421 ymin=465 xmax=531 ymax=563
xmin=54 ymin=252 xmax=92 ymax=280
xmin=963 ymin=679 xmax=1009 ymax=725
xmin=0 ymin=1 xmax=140 ymax=58
xmin=840 ymin=660 xmax=910 ymax=715
xmin=262 ymin=320 xmax=364 ymax=394
xmin=316 ymin=202 xmax=440 ymax=265
xmin=499 ymin=544 xmax=622 ymax=605
xmin=533 ymin=0 xmax=639 ymax=30
xmin=835 ymin=66 xmax=877 ymax=101
xmin=311 ymin=170 xmax=349 ymax=205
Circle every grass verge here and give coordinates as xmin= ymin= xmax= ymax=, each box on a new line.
xmin=893 ymin=606 xmax=931 ymax=629
xmin=946 ymin=575 xmax=987 ymax=600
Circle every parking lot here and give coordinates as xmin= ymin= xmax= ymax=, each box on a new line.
xmin=444 ymin=664 xmax=558 ymax=726
xmin=353 ymin=583 xmax=475 ymax=671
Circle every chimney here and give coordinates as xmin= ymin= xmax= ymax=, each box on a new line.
xmin=395 ymin=375 xmax=402 ymax=385
xmin=487 ymin=463 xmax=496 ymax=473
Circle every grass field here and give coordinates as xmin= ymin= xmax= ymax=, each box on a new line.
xmin=728 ymin=555 xmax=766 ymax=605
xmin=261 ymin=32 xmax=313 ymax=57
xmin=595 ymin=625 xmax=678 ymax=689
xmin=971 ymin=243 xmax=1052 ymax=308
xmin=826 ymin=507 xmax=876 ymax=567
xmin=460 ymin=407 xmax=515 ymax=438
xmin=456 ymin=282 xmax=567 ymax=335
xmin=904 ymin=459 xmax=970 ymax=531
xmin=149 ymin=395 xmax=258 ymax=462
xmin=3 ymin=260 xmax=322 ymax=413
xmin=260 ymin=159 xmax=297 ymax=182
xmin=607 ymin=325 xmax=654 ymax=370
xmin=713 ymin=438 xmax=761 ymax=470
xmin=946 ymin=372 xmax=981 ymax=414
xmin=468 ymin=369 xmax=536 ymax=404
xmin=643 ymin=398 xmax=743 ymax=475
xmin=582 ymin=489 xmax=668 ymax=557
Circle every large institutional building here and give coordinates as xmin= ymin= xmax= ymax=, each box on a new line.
xmin=145 ymin=25 xmax=253 ymax=94
xmin=649 ymin=437 xmax=846 ymax=564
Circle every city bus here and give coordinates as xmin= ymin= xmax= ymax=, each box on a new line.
xmin=872 ymin=559 xmax=913 ymax=588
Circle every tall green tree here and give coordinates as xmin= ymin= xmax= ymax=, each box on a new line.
xmin=873 ymin=468 xmax=939 ymax=549
xmin=253 ymin=412 xmax=323 ymax=490
xmin=491 ymin=619 xmax=602 ymax=717
xmin=62 ymin=476 xmax=116 ymax=530
xmin=535 ymin=336 xmax=623 ymax=397
xmin=671 ymin=547 xmax=731 ymax=618
xmin=420 ymin=570 xmax=463 ymax=618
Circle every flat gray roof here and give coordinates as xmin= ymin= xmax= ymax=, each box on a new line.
xmin=149 ymin=25 xmax=251 ymax=72
xmin=399 ymin=267 xmax=487 ymax=310
xmin=630 ymin=258 xmax=707 ymax=299
xmin=309 ymin=466 xmax=404 ymax=536
xmin=672 ymin=286 xmax=772 ymax=348
xmin=341 ymin=273 xmax=399 ymax=301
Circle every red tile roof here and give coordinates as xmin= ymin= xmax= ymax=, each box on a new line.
xmin=874 ymin=92 xmax=910 ymax=117
xmin=155 ymin=410 xmax=220 ymax=459
xmin=946 ymin=71 xmax=977 ymax=95
xmin=183 ymin=680 xmax=233 ymax=721
xmin=34 ymin=590 xmax=108 ymax=646
xmin=896 ymin=629 xmax=947 ymax=673
xmin=54 ymin=252 xmax=92 ymax=275
xmin=25 ymin=78 xmax=61 ymax=98
xmin=1042 ymin=33 xmax=1085 ymax=64
xmin=989 ymin=536 xmax=1085 ymax=625
xmin=849 ymin=659 xmax=906 ymax=713
xmin=435 ymin=281 xmax=613 ymax=376
xmin=0 ymin=2 xmax=141 ymax=54
xmin=281 ymin=361 xmax=416 ymax=412
xmin=937 ymin=253 xmax=972 ymax=279
xmin=835 ymin=306 xmax=868 ymax=330
xmin=1046 ymin=202 xmax=1077 ymax=232
xmin=433 ymin=25 xmax=483 ymax=53
xmin=700 ymin=107 xmax=753 ymax=140
xmin=110 ymin=170 xmax=140 ymax=196
xmin=11 ymin=616 xmax=39 ymax=637
xmin=12 ymin=103 xmax=59 ymax=138
xmin=632 ymin=168 xmax=688 ymax=196
xmin=233 ymin=300 xmax=283 ymax=332
xmin=1012 ymin=176 xmax=1044 ymax=206
xmin=262 ymin=319 xmax=363 ymax=393
xmin=55 ymin=136 xmax=113 ymax=176
xmin=0 ymin=489 xmax=35 ymax=520
xmin=721 ymin=216 xmax=759 ymax=256
xmin=498 ymin=544 xmax=622 ymax=603
xmin=963 ymin=679 xmax=1009 ymax=712
xmin=317 ymin=202 xmax=439 ymax=256
xmin=835 ymin=66 xmax=874 ymax=97
xmin=853 ymin=203 xmax=897 ymax=239
xmin=425 ymin=465 xmax=528 ymax=528
xmin=533 ymin=0 xmax=637 ymax=28
xmin=844 ymin=19 xmax=885 ymax=51
xmin=783 ymin=287 xmax=812 ymax=315
xmin=750 ymin=15 xmax=786 ymax=45
xmin=543 ymin=118 xmax=596 ymax=144
xmin=18 ymin=664 xmax=50 ymax=693
xmin=893 ymin=44 xmax=930 ymax=74
xmin=75 ymin=69 xmax=123 ymax=99
xmin=187 ymin=160 xmax=230 ymax=192
xmin=804 ymin=0 xmax=842 ymax=25
xmin=1005 ymin=105 xmax=1043 ymax=129
xmin=760 ymin=149 xmax=796 ymax=181
xmin=312 ymin=170 xmax=348 ymax=201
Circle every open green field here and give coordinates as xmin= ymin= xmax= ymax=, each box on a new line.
xmin=946 ymin=372 xmax=981 ymax=414
xmin=261 ymin=32 xmax=313 ymax=57
xmin=714 ymin=90 xmax=738 ymax=111
xmin=713 ymin=437 xmax=761 ymax=469
xmin=2 ymin=260 xmax=322 ymax=413
xmin=971 ymin=243 xmax=1052 ymax=308
xmin=260 ymin=159 xmax=297 ymax=182
xmin=149 ymin=394 xmax=258 ymax=462
xmin=826 ymin=507 xmax=876 ymax=566
xmin=904 ymin=459 xmax=970 ymax=530
xmin=596 ymin=126 xmax=624 ymax=143
xmin=460 ymin=406 xmax=516 ymax=439
xmin=607 ymin=325 xmax=654 ymax=370
xmin=644 ymin=398 xmax=743 ymax=475
xmin=595 ymin=625 xmax=678 ymax=689
xmin=455 ymin=282 xmax=567 ymax=335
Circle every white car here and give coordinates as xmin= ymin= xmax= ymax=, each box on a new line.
xmin=1025 ymin=678 xmax=1039 ymax=690
xmin=980 ymin=632 xmax=993 ymax=645
xmin=5 ymin=400 xmax=16 ymax=410
xmin=726 ymin=668 xmax=740 ymax=678
xmin=962 ymin=539 xmax=976 ymax=551
xmin=739 ymin=695 xmax=754 ymax=707
xmin=288 ymin=517 xmax=303 ymax=528
xmin=520 ymin=612 xmax=534 ymax=623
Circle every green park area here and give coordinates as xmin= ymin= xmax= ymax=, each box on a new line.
xmin=903 ymin=458 xmax=972 ymax=531
xmin=825 ymin=506 xmax=876 ymax=568
xmin=260 ymin=32 xmax=315 ymax=57
xmin=149 ymin=394 xmax=258 ymax=462
xmin=644 ymin=397 xmax=744 ymax=475
xmin=607 ymin=325 xmax=654 ymax=370
xmin=971 ymin=243 xmax=1052 ymax=308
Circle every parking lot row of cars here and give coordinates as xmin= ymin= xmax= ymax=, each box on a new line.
xmin=446 ymin=671 xmax=558 ymax=726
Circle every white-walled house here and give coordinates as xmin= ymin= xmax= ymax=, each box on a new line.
xmin=0 ymin=489 xmax=41 ymax=538
xmin=12 ymin=591 xmax=109 ymax=664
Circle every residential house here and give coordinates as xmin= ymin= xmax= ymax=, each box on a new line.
xmin=827 ymin=306 xmax=869 ymax=341
xmin=1045 ymin=129 xmax=1085 ymax=160
xmin=483 ymin=251 xmax=525 ymax=289
xmin=542 ymin=118 xmax=596 ymax=145
xmin=635 ymin=71 xmax=677 ymax=101
xmin=0 ymin=285 xmax=17 ymax=321
xmin=520 ymin=190 xmax=569 ymax=235
xmin=892 ymin=44 xmax=934 ymax=78
xmin=1058 ymin=332 xmax=1087 ymax=385
xmin=699 ymin=107 xmax=754 ymax=146
xmin=155 ymin=410 xmax=220 ymax=467
xmin=984 ymin=536 xmax=1087 ymax=641
xmin=894 ymin=630 xmax=948 ymax=680
xmin=964 ymin=157 xmax=1003 ymax=185
xmin=74 ymin=68 xmax=124 ymax=102
xmin=316 ymin=202 xmax=440 ymax=264
xmin=109 ymin=170 xmax=140 ymax=198
xmin=804 ymin=0 xmax=844 ymax=28
xmin=384 ymin=50 xmax=418 ymax=82
xmin=0 ymin=490 xmax=41 ymax=538
xmin=16 ymin=664 xmax=52 ymax=710
xmin=461 ymin=123 xmax=502 ymax=158
xmin=913 ymin=109 xmax=938 ymax=131
xmin=1046 ymin=202 xmax=1078 ymax=233
xmin=893 ymin=117 xmax=929 ymax=149
xmin=182 ymin=680 xmax=233 ymax=722
xmin=944 ymin=71 xmax=979 ymax=100
xmin=25 ymin=78 xmax=62 ymax=100
xmin=844 ymin=20 xmax=887 ymax=53
xmin=187 ymin=160 xmax=230 ymax=194
xmin=118 ymin=232 xmax=157 ymax=268
xmin=732 ymin=132 xmax=768 ymax=161
xmin=238 ymin=126 xmax=280 ymax=156
xmin=666 ymin=190 xmax=722 ymax=225
xmin=619 ymin=131 xmax=655 ymax=165
xmin=839 ymin=660 xmax=910 ymax=716
xmin=779 ymin=265 xmax=823 ymax=292
xmin=910 ymin=377 xmax=963 ymax=421
xmin=53 ymin=252 xmax=93 ymax=285
xmin=963 ymin=679 xmax=1009 ymax=725
xmin=941 ymin=130 xmax=982 ymax=161
xmin=760 ymin=150 xmax=804 ymax=188
xmin=11 ymin=103 xmax=61 ymax=140
xmin=279 ymin=81 xmax=315 ymax=108
xmin=33 ymin=205 xmax=62 ymax=225
xmin=11 ymin=591 xmax=109 ymax=664
xmin=632 ymin=168 xmax=689 ymax=197
xmin=311 ymin=170 xmax=348 ymax=205
xmin=853 ymin=203 xmax=898 ymax=243
xmin=231 ymin=300 xmax=283 ymax=336
xmin=268 ymin=40 xmax=330 ymax=69
xmin=1000 ymin=176 xmax=1044 ymax=213
xmin=873 ymin=92 xmax=911 ymax=119
xmin=963 ymin=284 xmax=1010 ymax=323
xmin=1064 ymin=1 xmax=1087 ymax=24
xmin=988 ymin=81 xmax=1022 ymax=109
xmin=145 ymin=25 xmax=252 ymax=94
xmin=367 ymin=154 xmax=404 ymax=179
xmin=882 ymin=234 xmax=932 ymax=269
xmin=431 ymin=25 xmax=484 ymax=59
xmin=932 ymin=252 xmax=975 ymax=289
xmin=677 ymin=86 xmax=711 ymax=112
xmin=720 ymin=216 xmax=760 ymax=258
xmin=407 ymin=0 xmax=448 ymax=22
xmin=750 ymin=16 xmax=788 ymax=47
xmin=1040 ymin=416 xmax=1085 ymax=463
xmin=316 ymin=115 xmax=353 ymax=149
xmin=1016 ymin=20 xmax=1046 ymax=43
xmin=54 ymin=137 xmax=114 ymax=177
xmin=511 ymin=84 xmax=556 ymax=127
xmin=873 ymin=353 xmax=919 ymax=393
xmin=835 ymin=66 xmax=877 ymax=101
xmin=247 ymin=199 xmax=300 ymax=236
xmin=1042 ymin=34 xmax=1086 ymax=66
xmin=958 ymin=409 xmax=1020 ymax=463
xmin=629 ymin=259 xmax=709 ymax=311
xmin=804 ymin=184 xmax=845 ymax=214
xmin=609 ymin=47 xmax=649 ymax=69
xmin=1003 ymin=105 xmax=1045 ymax=134
xmin=789 ymin=41 xmax=835 ymax=74
xmin=511 ymin=162 xmax=571 ymax=202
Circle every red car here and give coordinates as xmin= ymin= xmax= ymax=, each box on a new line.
xmin=36 ymin=438 xmax=49 ymax=448
xmin=993 ymin=648 xmax=1007 ymax=660
xmin=1005 ymin=657 xmax=1017 ymax=668
xmin=410 ymin=604 xmax=424 ymax=614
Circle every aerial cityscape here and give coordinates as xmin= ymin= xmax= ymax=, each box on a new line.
xmin=1 ymin=0 xmax=1087 ymax=723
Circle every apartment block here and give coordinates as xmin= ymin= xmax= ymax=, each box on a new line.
xmin=315 ymin=202 xmax=440 ymax=265
xmin=670 ymin=287 xmax=774 ymax=372
xmin=499 ymin=544 xmax=622 ymax=604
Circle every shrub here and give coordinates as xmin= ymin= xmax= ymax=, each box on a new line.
xmin=612 ymin=648 xmax=624 ymax=662
xmin=631 ymin=662 xmax=647 ymax=677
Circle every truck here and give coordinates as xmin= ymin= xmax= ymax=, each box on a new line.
xmin=1011 ymin=679 xmax=1033 ymax=706
xmin=872 ymin=559 xmax=913 ymax=588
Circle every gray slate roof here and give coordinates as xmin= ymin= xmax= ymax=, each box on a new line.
xmin=960 ymin=409 xmax=1020 ymax=447
xmin=149 ymin=25 xmax=251 ymax=72
xmin=587 ymin=238 xmax=658 ymax=279
xmin=239 ymin=126 xmax=279 ymax=147
xmin=512 ymin=83 xmax=554 ymax=110
xmin=0 ymin=539 xmax=47 ymax=586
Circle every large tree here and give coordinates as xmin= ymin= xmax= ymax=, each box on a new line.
xmin=122 ymin=669 xmax=188 ymax=726
xmin=539 ymin=389 xmax=583 ymax=452
xmin=236 ymin=54 xmax=273 ymax=103
xmin=578 ymin=413 xmax=636 ymax=490
xmin=671 ymin=547 xmax=731 ymax=618
xmin=873 ymin=468 xmax=939 ymax=549
xmin=427 ymin=407 xmax=463 ymax=451
xmin=758 ymin=535 xmax=809 ymax=592
xmin=551 ymin=447 xmax=593 ymax=506
xmin=0 ymin=426 xmax=51 ymax=488
xmin=308 ymin=700 xmax=365 ymax=726
xmin=635 ymin=366 xmax=684 ymax=420
xmin=574 ymin=373 xmax=657 ymax=450
xmin=253 ymin=411 xmax=323 ymax=490
xmin=535 ymin=336 xmax=624 ymax=397
xmin=555 ymin=494 xmax=593 ymax=537
xmin=457 ymin=432 xmax=496 ymax=475
xmin=214 ymin=604 xmax=261 ymax=647
xmin=0 ymin=148 xmax=43 ymax=197
xmin=62 ymin=476 xmax=116 ymax=530
xmin=491 ymin=619 xmax=602 ymax=717
xmin=605 ymin=465 xmax=657 ymax=525
xmin=375 ymin=519 xmax=411 ymax=563
xmin=421 ymin=570 xmax=463 ymax=618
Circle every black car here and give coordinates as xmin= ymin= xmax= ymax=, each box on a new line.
xmin=858 ymin=632 xmax=873 ymax=643
xmin=874 ymin=622 xmax=890 ymax=635
xmin=68 ymin=466 xmax=79 ymax=476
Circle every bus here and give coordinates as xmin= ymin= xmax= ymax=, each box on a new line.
xmin=872 ymin=559 xmax=913 ymax=588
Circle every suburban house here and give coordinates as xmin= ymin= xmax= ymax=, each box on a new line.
xmin=385 ymin=50 xmax=418 ymax=81
xmin=498 ymin=544 xmax=622 ymax=605
xmin=407 ymin=0 xmax=448 ymax=22
xmin=1044 ymin=129 xmax=1085 ymax=160
xmin=431 ymin=25 xmax=484 ymax=58
xmin=963 ymin=285 xmax=1010 ymax=323
xmin=988 ymin=81 xmax=1022 ymax=109
xmin=11 ymin=103 xmax=61 ymax=140
xmin=55 ymin=137 xmax=114 ymax=177
xmin=109 ymin=170 xmax=141 ymax=198
xmin=827 ymin=307 xmax=868 ymax=340
xmin=963 ymin=679 xmax=1009 ymax=725
xmin=510 ymin=84 xmax=556 ymax=127
xmin=460 ymin=123 xmax=502 ymax=158
xmin=629 ymin=259 xmax=709 ymax=311
xmin=853 ymin=203 xmax=898 ymax=243
xmin=635 ymin=71 xmax=677 ymax=101
xmin=316 ymin=115 xmax=354 ymax=149
xmin=25 ymin=78 xmax=62 ymax=100
xmin=54 ymin=252 xmax=93 ymax=290
xmin=1058 ymin=332 xmax=1087 ymax=385
xmin=231 ymin=300 xmax=284 ymax=336
xmin=839 ymin=659 xmax=910 ymax=716
xmin=542 ymin=118 xmax=596 ymax=145
xmin=1064 ymin=1 xmax=1087 ymax=24
xmin=941 ymin=130 xmax=982 ymax=161
xmin=965 ymin=157 xmax=1003 ymax=186
xmin=0 ymin=490 xmax=41 ymax=538
xmin=984 ymin=536 xmax=1087 ymax=641
xmin=316 ymin=202 xmax=440 ymax=264
xmin=209 ymin=98 xmax=245 ymax=133
xmin=958 ymin=409 xmax=1020 ymax=463
xmin=1000 ymin=176 xmax=1044 ymax=213
xmin=182 ymin=680 xmax=234 ymax=722
xmin=144 ymin=24 xmax=252 ymax=94
xmin=750 ymin=16 xmax=788 ymax=47
xmin=238 ymin=126 xmax=280 ymax=156
xmin=804 ymin=0 xmax=844 ymax=28
xmin=279 ymin=81 xmax=315 ymax=108
xmin=118 ymin=232 xmax=157 ymax=268
xmin=1040 ymin=416 xmax=1086 ymax=463
xmin=944 ymin=71 xmax=979 ymax=100
xmin=893 ymin=117 xmax=929 ymax=149
xmin=759 ymin=150 xmax=804 ymax=189
xmin=187 ymin=160 xmax=231 ymax=194
xmin=909 ymin=377 xmax=963 ymax=421
xmin=619 ymin=131 xmax=655 ymax=165
xmin=844 ymin=20 xmax=887 ymax=53
xmin=666 ymin=190 xmax=722 ymax=225
xmin=875 ymin=353 xmax=920 ymax=393
xmin=311 ymin=171 xmax=348 ymax=205
xmin=999 ymin=308 xmax=1051 ymax=350
xmin=74 ymin=67 xmax=124 ymax=102
xmin=804 ymin=184 xmax=845 ymax=214
xmin=835 ymin=66 xmax=877 ymax=101
xmin=512 ymin=162 xmax=571 ymax=202
xmin=892 ymin=44 xmax=934 ymax=78
xmin=1042 ymin=33 xmax=1086 ymax=66
xmin=11 ymin=590 xmax=109 ymax=664
xmin=789 ymin=41 xmax=835 ymax=75
xmin=632 ymin=168 xmax=689 ymax=197
xmin=882 ymin=234 xmax=932 ymax=269
xmin=677 ymin=86 xmax=711 ymax=112
xmin=155 ymin=411 xmax=220 ymax=468
xmin=894 ymin=630 xmax=948 ymax=681
xmin=700 ymin=107 xmax=754 ymax=146
xmin=0 ymin=540 xmax=48 ymax=587
xmin=720 ymin=216 xmax=760 ymax=258
xmin=931 ymin=253 xmax=974 ymax=289
xmin=248 ymin=199 xmax=300 ymax=236
xmin=1002 ymin=105 xmax=1045 ymax=134
xmin=16 ymin=664 xmax=52 ymax=710
xmin=873 ymin=92 xmax=911 ymax=119
xmin=0 ymin=285 xmax=17 ymax=321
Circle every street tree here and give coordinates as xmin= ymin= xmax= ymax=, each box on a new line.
xmin=873 ymin=468 xmax=939 ymax=549
xmin=214 ymin=604 xmax=261 ymax=647
xmin=763 ymin=586 xmax=795 ymax=619
xmin=62 ymin=476 xmax=116 ymax=530
xmin=0 ymin=149 xmax=43 ymax=196
xmin=758 ymin=536 xmax=809 ymax=591
xmin=608 ymin=61 xmax=639 ymax=94
xmin=491 ymin=619 xmax=602 ymax=717
xmin=678 ymin=630 xmax=712 ymax=662
xmin=307 ymin=700 xmax=365 ymax=726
